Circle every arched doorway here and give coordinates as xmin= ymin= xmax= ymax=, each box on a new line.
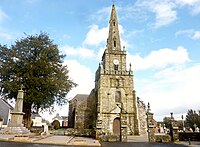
xmin=113 ymin=117 xmax=120 ymax=135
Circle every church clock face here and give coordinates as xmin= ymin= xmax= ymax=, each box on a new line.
xmin=113 ymin=59 xmax=119 ymax=65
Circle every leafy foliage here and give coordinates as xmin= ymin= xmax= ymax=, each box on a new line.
xmin=0 ymin=32 xmax=77 ymax=126
xmin=176 ymin=120 xmax=184 ymax=129
xmin=52 ymin=120 xmax=60 ymax=130
xmin=185 ymin=109 xmax=200 ymax=130
xmin=163 ymin=117 xmax=171 ymax=128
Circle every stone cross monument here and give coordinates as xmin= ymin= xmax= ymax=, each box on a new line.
xmin=1 ymin=86 xmax=30 ymax=134
xmin=9 ymin=86 xmax=25 ymax=127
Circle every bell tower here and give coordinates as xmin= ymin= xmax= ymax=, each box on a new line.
xmin=99 ymin=4 xmax=127 ymax=78
xmin=95 ymin=5 xmax=139 ymax=141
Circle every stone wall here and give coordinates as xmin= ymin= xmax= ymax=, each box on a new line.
xmin=137 ymin=97 xmax=147 ymax=135
xmin=68 ymin=94 xmax=89 ymax=128
xmin=179 ymin=132 xmax=200 ymax=141
xmin=64 ymin=128 xmax=95 ymax=137
xmin=155 ymin=134 xmax=171 ymax=142
xmin=68 ymin=90 xmax=97 ymax=130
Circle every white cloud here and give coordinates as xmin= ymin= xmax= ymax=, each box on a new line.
xmin=135 ymin=0 xmax=177 ymax=28
xmin=118 ymin=24 xmax=124 ymax=34
xmin=176 ymin=0 xmax=200 ymax=15
xmin=0 ymin=31 xmax=13 ymax=40
xmin=126 ymin=29 xmax=144 ymax=38
xmin=97 ymin=47 xmax=105 ymax=61
xmin=192 ymin=31 xmax=200 ymax=39
xmin=83 ymin=25 xmax=108 ymax=46
xmin=175 ymin=29 xmax=193 ymax=36
xmin=127 ymin=46 xmax=190 ymax=70
xmin=134 ymin=0 xmax=200 ymax=28
xmin=0 ymin=9 xmax=13 ymax=42
xmin=150 ymin=1 xmax=177 ymax=28
xmin=63 ymin=60 xmax=94 ymax=97
xmin=90 ymin=6 xmax=111 ymax=22
xmin=83 ymin=24 xmax=125 ymax=47
xmin=136 ymin=63 xmax=200 ymax=120
xmin=191 ymin=4 xmax=200 ymax=15
xmin=61 ymin=45 xmax=96 ymax=59
xmin=0 ymin=9 xmax=8 ymax=24
xmin=176 ymin=0 xmax=199 ymax=5
xmin=176 ymin=29 xmax=200 ymax=40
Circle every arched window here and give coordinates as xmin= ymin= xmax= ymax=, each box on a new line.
xmin=115 ymin=91 xmax=121 ymax=103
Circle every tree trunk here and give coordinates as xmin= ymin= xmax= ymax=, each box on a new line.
xmin=23 ymin=103 xmax=32 ymax=128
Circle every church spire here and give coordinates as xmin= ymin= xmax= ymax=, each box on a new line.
xmin=107 ymin=4 xmax=121 ymax=51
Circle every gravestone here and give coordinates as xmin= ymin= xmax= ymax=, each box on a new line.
xmin=43 ymin=125 xmax=48 ymax=134
xmin=1 ymin=87 xmax=30 ymax=134
xmin=43 ymin=124 xmax=49 ymax=136
xmin=41 ymin=125 xmax=49 ymax=136
xmin=196 ymin=127 xmax=199 ymax=132
xmin=159 ymin=124 xmax=164 ymax=133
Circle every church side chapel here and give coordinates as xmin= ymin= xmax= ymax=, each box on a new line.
xmin=68 ymin=4 xmax=147 ymax=141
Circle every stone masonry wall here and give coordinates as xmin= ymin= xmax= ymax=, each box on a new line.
xmin=137 ymin=97 xmax=147 ymax=135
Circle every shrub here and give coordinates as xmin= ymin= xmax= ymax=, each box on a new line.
xmin=52 ymin=120 xmax=60 ymax=130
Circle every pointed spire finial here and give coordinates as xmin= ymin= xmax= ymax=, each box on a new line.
xmin=107 ymin=3 xmax=121 ymax=52
xmin=123 ymin=46 xmax=125 ymax=51
xmin=147 ymin=102 xmax=151 ymax=112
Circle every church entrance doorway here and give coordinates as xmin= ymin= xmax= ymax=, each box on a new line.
xmin=113 ymin=117 xmax=120 ymax=135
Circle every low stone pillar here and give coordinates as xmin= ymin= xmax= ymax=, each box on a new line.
xmin=146 ymin=102 xmax=155 ymax=142
xmin=121 ymin=127 xmax=127 ymax=142
xmin=43 ymin=125 xmax=48 ymax=133
xmin=173 ymin=127 xmax=179 ymax=141
xmin=148 ymin=125 xmax=155 ymax=142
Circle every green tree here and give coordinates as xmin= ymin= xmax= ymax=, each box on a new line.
xmin=52 ymin=120 xmax=60 ymax=130
xmin=176 ymin=120 xmax=184 ymax=129
xmin=163 ymin=117 xmax=171 ymax=128
xmin=185 ymin=109 xmax=200 ymax=131
xmin=0 ymin=33 xmax=76 ymax=126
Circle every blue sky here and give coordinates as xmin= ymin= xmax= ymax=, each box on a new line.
xmin=0 ymin=0 xmax=200 ymax=121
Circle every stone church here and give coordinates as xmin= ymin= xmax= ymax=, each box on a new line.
xmin=68 ymin=4 xmax=147 ymax=141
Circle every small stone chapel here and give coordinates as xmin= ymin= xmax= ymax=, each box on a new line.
xmin=68 ymin=4 xmax=147 ymax=141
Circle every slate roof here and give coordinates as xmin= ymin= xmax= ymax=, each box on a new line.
xmin=70 ymin=94 xmax=89 ymax=106
xmin=61 ymin=116 xmax=68 ymax=120
xmin=52 ymin=113 xmax=63 ymax=120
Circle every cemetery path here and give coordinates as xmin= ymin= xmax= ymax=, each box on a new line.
xmin=0 ymin=134 xmax=200 ymax=147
